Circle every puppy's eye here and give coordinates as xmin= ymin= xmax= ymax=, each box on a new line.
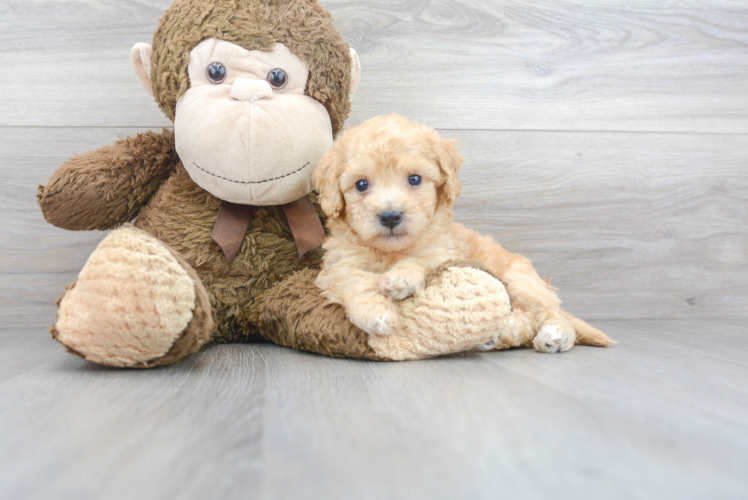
xmin=267 ymin=68 xmax=288 ymax=89
xmin=207 ymin=62 xmax=227 ymax=84
xmin=408 ymin=175 xmax=422 ymax=187
xmin=355 ymin=179 xmax=369 ymax=193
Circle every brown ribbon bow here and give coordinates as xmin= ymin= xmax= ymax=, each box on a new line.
xmin=211 ymin=195 xmax=326 ymax=264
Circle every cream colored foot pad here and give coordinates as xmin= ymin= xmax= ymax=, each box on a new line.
xmin=56 ymin=226 xmax=197 ymax=367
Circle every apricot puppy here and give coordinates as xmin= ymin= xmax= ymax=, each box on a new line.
xmin=313 ymin=114 xmax=610 ymax=353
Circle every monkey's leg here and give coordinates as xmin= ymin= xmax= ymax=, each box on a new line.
xmin=51 ymin=225 xmax=214 ymax=368
xmin=249 ymin=261 xmax=514 ymax=361
xmin=246 ymin=269 xmax=384 ymax=360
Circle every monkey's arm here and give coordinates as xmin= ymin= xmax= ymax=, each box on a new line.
xmin=38 ymin=129 xmax=178 ymax=231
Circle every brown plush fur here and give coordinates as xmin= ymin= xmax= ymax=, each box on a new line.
xmin=43 ymin=153 xmax=325 ymax=346
xmin=249 ymin=268 xmax=385 ymax=360
xmin=151 ymin=0 xmax=352 ymax=136
xmin=38 ymin=130 xmax=178 ymax=230
xmin=38 ymin=0 xmax=348 ymax=357
xmin=134 ymin=165 xmax=324 ymax=343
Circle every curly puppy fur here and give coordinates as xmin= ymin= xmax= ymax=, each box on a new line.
xmin=313 ymin=114 xmax=612 ymax=352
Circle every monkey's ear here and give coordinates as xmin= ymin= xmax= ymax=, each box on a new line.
xmin=434 ymin=137 xmax=463 ymax=207
xmin=313 ymin=152 xmax=345 ymax=219
xmin=349 ymin=48 xmax=361 ymax=99
xmin=130 ymin=43 xmax=154 ymax=96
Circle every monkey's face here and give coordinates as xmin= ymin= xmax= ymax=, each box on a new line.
xmin=173 ymin=39 xmax=334 ymax=205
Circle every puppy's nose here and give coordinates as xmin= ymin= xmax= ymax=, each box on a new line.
xmin=379 ymin=211 xmax=403 ymax=229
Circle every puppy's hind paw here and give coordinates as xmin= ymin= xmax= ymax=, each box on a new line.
xmin=533 ymin=324 xmax=575 ymax=353
xmin=473 ymin=337 xmax=498 ymax=351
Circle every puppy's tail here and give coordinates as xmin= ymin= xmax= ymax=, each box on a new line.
xmin=567 ymin=313 xmax=614 ymax=347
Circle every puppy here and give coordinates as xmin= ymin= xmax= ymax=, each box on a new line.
xmin=313 ymin=114 xmax=609 ymax=353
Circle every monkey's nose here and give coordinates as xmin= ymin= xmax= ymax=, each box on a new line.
xmin=379 ymin=211 xmax=403 ymax=229
xmin=230 ymin=79 xmax=273 ymax=101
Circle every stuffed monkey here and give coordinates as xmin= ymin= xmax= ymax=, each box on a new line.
xmin=36 ymin=0 xmax=523 ymax=367
xmin=38 ymin=0 xmax=609 ymax=368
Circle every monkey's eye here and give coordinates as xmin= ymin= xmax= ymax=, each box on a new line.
xmin=355 ymin=179 xmax=369 ymax=193
xmin=408 ymin=175 xmax=422 ymax=187
xmin=267 ymin=68 xmax=288 ymax=89
xmin=207 ymin=62 xmax=227 ymax=84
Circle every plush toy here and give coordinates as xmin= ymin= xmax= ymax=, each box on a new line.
xmin=37 ymin=0 xmax=609 ymax=368
xmin=34 ymin=0 xmax=501 ymax=367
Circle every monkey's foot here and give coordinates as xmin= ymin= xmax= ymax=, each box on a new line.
xmin=52 ymin=225 xmax=213 ymax=368
xmin=367 ymin=261 xmax=513 ymax=360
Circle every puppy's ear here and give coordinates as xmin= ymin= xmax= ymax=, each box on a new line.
xmin=433 ymin=136 xmax=463 ymax=207
xmin=313 ymin=151 xmax=345 ymax=219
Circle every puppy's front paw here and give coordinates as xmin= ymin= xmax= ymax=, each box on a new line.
xmin=533 ymin=323 xmax=575 ymax=353
xmin=350 ymin=302 xmax=401 ymax=336
xmin=378 ymin=269 xmax=424 ymax=300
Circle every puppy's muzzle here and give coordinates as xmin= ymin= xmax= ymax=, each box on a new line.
xmin=379 ymin=211 xmax=403 ymax=229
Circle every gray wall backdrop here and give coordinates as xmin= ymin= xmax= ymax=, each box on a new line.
xmin=1 ymin=0 xmax=747 ymax=328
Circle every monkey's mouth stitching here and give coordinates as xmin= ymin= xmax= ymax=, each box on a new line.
xmin=192 ymin=161 xmax=311 ymax=185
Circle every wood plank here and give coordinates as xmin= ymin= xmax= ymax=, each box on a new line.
xmin=1 ymin=0 xmax=747 ymax=132
xmin=3 ymin=127 xmax=746 ymax=323
xmin=0 ymin=346 xmax=267 ymax=500
xmin=258 ymin=320 xmax=748 ymax=500
xmin=2 ymin=2 xmax=747 ymax=498
xmin=0 ymin=0 xmax=172 ymax=128
xmin=0 ymin=327 xmax=63 ymax=384
xmin=0 ymin=321 xmax=746 ymax=499
xmin=451 ymin=129 xmax=748 ymax=320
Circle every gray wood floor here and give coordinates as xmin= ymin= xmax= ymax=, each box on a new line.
xmin=1 ymin=0 xmax=748 ymax=498
xmin=1 ymin=321 xmax=747 ymax=500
